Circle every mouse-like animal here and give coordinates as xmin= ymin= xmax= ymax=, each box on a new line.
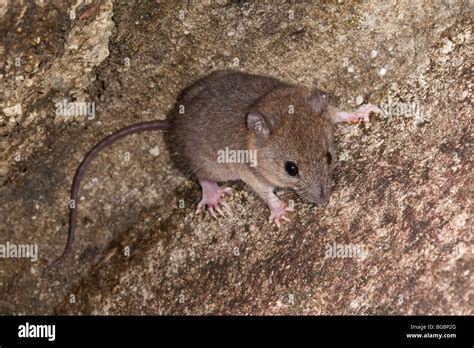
xmin=44 ymin=69 xmax=380 ymax=272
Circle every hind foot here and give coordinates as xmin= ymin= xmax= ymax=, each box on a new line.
xmin=335 ymin=104 xmax=381 ymax=123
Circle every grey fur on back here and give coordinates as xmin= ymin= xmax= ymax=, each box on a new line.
xmin=168 ymin=70 xmax=289 ymax=181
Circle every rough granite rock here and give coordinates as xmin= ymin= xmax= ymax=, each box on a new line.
xmin=0 ymin=0 xmax=472 ymax=315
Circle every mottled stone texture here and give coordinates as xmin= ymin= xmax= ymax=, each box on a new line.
xmin=0 ymin=0 xmax=472 ymax=315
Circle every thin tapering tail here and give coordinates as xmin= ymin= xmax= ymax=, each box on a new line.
xmin=43 ymin=120 xmax=171 ymax=274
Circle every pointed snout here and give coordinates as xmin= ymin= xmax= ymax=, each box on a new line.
xmin=304 ymin=184 xmax=331 ymax=206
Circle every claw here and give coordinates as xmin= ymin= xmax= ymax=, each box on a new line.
xmin=208 ymin=206 xmax=218 ymax=219
xmin=215 ymin=205 xmax=225 ymax=217
xmin=195 ymin=204 xmax=205 ymax=215
xmin=221 ymin=201 xmax=230 ymax=211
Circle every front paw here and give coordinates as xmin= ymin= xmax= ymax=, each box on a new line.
xmin=195 ymin=187 xmax=232 ymax=219
xmin=268 ymin=201 xmax=294 ymax=228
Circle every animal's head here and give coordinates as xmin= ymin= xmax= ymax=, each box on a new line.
xmin=247 ymin=86 xmax=336 ymax=205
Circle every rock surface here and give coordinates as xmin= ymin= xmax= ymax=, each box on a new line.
xmin=0 ymin=0 xmax=472 ymax=315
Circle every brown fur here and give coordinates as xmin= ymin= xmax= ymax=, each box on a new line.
xmin=168 ymin=70 xmax=335 ymax=204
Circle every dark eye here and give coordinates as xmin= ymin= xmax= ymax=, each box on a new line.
xmin=326 ymin=152 xmax=332 ymax=165
xmin=284 ymin=161 xmax=299 ymax=176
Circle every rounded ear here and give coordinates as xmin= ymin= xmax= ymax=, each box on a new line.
xmin=306 ymin=87 xmax=329 ymax=115
xmin=247 ymin=111 xmax=277 ymax=145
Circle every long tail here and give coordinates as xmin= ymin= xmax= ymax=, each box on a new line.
xmin=43 ymin=120 xmax=171 ymax=273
